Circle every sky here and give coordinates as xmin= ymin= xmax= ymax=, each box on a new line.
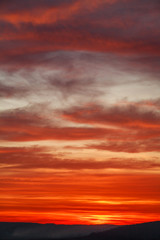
xmin=0 ymin=0 xmax=160 ymax=225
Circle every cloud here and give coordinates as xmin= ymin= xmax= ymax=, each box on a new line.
xmin=0 ymin=82 xmax=29 ymax=98
xmin=0 ymin=0 xmax=160 ymax=69
xmin=0 ymin=108 xmax=118 ymax=141
xmin=0 ymin=51 xmax=117 ymax=106
xmin=0 ymin=0 xmax=77 ymax=13
xmin=0 ymin=21 xmax=159 ymax=57
xmin=1 ymin=146 xmax=160 ymax=171
xmin=86 ymin=139 xmax=160 ymax=153
xmin=1 ymin=99 xmax=160 ymax=151
xmin=62 ymin=102 xmax=160 ymax=130
xmin=61 ymin=100 xmax=160 ymax=152
xmin=0 ymin=0 xmax=160 ymax=226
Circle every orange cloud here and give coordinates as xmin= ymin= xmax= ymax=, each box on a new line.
xmin=0 ymin=173 xmax=160 ymax=224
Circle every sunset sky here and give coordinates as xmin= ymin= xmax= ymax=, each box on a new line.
xmin=0 ymin=0 xmax=160 ymax=225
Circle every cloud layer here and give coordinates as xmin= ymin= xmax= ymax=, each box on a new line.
xmin=0 ymin=0 xmax=160 ymax=225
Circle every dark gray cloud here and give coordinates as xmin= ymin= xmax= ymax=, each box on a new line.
xmin=0 ymin=0 xmax=77 ymax=14
xmin=0 ymin=0 xmax=160 ymax=67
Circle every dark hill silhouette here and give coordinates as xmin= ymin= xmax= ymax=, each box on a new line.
xmin=72 ymin=221 xmax=160 ymax=240
xmin=0 ymin=222 xmax=115 ymax=239
xmin=0 ymin=221 xmax=160 ymax=240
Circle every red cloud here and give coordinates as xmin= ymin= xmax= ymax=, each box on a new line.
xmin=1 ymin=101 xmax=160 ymax=154
xmin=62 ymin=103 xmax=160 ymax=130
xmin=0 ymin=107 xmax=129 ymax=142
xmin=61 ymin=101 xmax=160 ymax=152
xmin=1 ymin=146 xmax=160 ymax=171
xmin=0 ymin=0 xmax=160 ymax=69
xmin=86 ymin=139 xmax=160 ymax=153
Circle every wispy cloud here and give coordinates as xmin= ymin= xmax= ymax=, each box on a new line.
xmin=1 ymin=146 xmax=160 ymax=172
